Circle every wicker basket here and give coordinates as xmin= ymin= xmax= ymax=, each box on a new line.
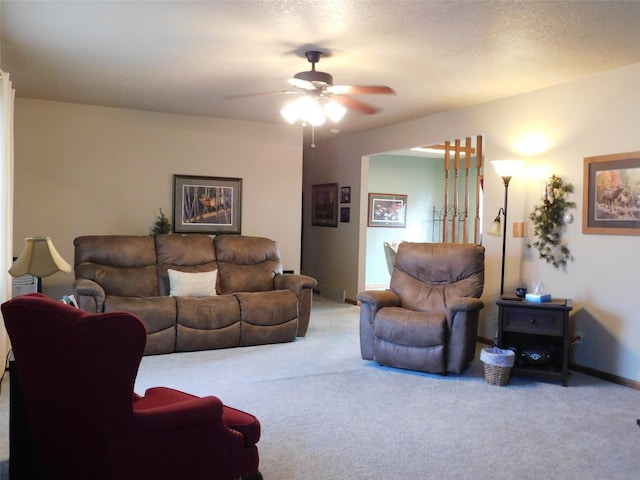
xmin=483 ymin=364 xmax=511 ymax=386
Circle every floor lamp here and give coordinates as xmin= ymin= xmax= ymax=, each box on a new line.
xmin=487 ymin=160 xmax=525 ymax=298
xmin=9 ymin=237 xmax=72 ymax=293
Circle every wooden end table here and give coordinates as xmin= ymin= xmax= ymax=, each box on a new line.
xmin=496 ymin=298 xmax=573 ymax=386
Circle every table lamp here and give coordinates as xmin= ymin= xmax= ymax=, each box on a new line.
xmin=8 ymin=237 xmax=72 ymax=293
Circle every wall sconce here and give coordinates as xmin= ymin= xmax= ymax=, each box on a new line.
xmin=490 ymin=160 xmax=525 ymax=297
xmin=9 ymin=237 xmax=72 ymax=292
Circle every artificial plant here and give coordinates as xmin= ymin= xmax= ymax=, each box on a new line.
xmin=150 ymin=208 xmax=172 ymax=236
xmin=527 ymin=174 xmax=575 ymax=269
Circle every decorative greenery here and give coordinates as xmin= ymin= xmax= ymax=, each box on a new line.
xmin=150 ymin=208 xmax=172 ymax=236
xmin=527 ymin=175 xmax=575 ymax=269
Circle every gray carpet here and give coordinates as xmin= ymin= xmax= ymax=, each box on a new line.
xmin=2 ymin=296 xmax=639 ymax=479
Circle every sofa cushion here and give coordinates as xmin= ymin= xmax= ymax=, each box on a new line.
xmin=234 ymin=290 xmax=298 ymax=346
xmin=175 ymin=296 xmax=242 ymax=351
xmin=214 ymin=235 xmax=282 ymax=293
xmin=168 ymin=269 xmax=218 ymax=297
xmin=74 ymin=236 xmax=159 ymax=297
xmin=104 ymin=296 xmax=176 ymax=355
xmin=156 ymin=234 xmax=217 ymax=296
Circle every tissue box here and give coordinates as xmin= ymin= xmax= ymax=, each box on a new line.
xmin=525 ymin=293 xmax=551 ymax=303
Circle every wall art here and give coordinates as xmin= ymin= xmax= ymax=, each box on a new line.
xmin=311 ymin=183 xmax=338 ymax=227
xmin=367 ymin=193 xmax=407 ymax=228
xmin=583 ymin=151 xmax=640 ymax=235
xmin=173 ymin=174 xmax=242 ymax=234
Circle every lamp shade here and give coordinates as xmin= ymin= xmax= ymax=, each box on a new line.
xmin=487 ymin=216 xmax=502 ymax=237
xmin=491 ymin=160 xmax=525 ymax=178
xmin=9 ymin=237 xmax=72 ymax=278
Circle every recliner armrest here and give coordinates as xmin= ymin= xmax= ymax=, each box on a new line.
xmin=447 ymin=297 xmax=484 ymax=313
xmin=73 ymin=278 xmax=106 ymax=313
xmin=356 ymin=289 xmax=400 ymax=308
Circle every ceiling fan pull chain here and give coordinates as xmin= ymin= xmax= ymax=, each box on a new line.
xmin=311 ymin=125 xmax=316 ymax=148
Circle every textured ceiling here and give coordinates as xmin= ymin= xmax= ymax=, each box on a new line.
xmin=2 ymin=0 xmax=640 ymax=141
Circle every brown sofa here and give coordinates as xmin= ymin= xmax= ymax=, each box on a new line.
xmin=73 ymin=234 xmax=317 ymax=355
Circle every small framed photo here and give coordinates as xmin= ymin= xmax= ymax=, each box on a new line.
xmin=312 ymin=183 xmax=339 ymax=227
xmin=340 ymin=186 xmax=351 ymax=203
xmin=583 ymin=151 xmax=640 ymax=235
xmin=368 ymin=193 xmax=407 ymax=228
xmin=173 ymin=175 xmax=242 ymax=234
xmin=340 ymin=207 xmax=351 ymax=223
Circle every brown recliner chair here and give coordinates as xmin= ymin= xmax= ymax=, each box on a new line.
xmin=357 ymin=242 xmax=485 ymax=374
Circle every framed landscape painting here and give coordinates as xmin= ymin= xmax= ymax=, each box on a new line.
xmin=368 ymin=193 xmax=407 ymax=228
xmin=582 ymin=151 xmax=640 ymax=235
xmin=173 ymin=174 xmax=242 ymax=234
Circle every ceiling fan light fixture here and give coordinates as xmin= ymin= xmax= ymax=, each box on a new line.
xmin=280 ymin=101 xmax=299 ymax=124
xmin=324 ymin=100 xmax=346 ymax=123
xmin=281 ymin=96 xmax=327 ymax=127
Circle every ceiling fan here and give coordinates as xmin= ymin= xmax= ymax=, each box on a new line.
xmin=228 ymin=50 xmax=395 ymax=126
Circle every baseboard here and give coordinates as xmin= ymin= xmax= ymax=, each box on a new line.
xmin=569 ymin=362 xmax=640 ymax=391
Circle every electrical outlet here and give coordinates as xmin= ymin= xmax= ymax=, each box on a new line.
xmin=574 ymin=331 xmax=584 ymax=345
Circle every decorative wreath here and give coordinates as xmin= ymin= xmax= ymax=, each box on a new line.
xmin=527 ymin=175 xmax=575 ymax=269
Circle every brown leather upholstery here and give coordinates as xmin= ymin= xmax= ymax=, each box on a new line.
xmin=357 ymin=242 xmax=485 ymax=374
xmin=73 ymin=234 xmax=317 ymax=355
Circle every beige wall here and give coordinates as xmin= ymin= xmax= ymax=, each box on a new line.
xmin=303 ymin=63 xmax=640 ymax=383
xmin=13 ymin=99 xmax=303 ymax=299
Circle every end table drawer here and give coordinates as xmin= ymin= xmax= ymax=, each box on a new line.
xmin=502 ymin=308 xmax=563 ymax=336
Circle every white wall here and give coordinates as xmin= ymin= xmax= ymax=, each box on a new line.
xmin=302 ymin=63 xmax=640 ymax=383
xmin=13 ymin=99 xmax=303 ymax=299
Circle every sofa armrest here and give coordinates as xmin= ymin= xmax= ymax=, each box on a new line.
xmin=73 ymin=278 xmax=106 ymax=313
xmin=273 ymin=273 xmax=316 ymax=293
xmin=274 ymin=273 xmax=317 ymax=337
xmin=356 ymin=290 xmax=400 ymax=360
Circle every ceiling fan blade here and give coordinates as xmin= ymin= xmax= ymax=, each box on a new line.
xmin=225 ymin=90 xmax=298 ymax=100
xmin=327 ymin=85 xmax=395 ymax=95
xmin=331 ymin=95 xmax=380 ymax=115
xmin=287 ymin=78 xmax=317 ymax=90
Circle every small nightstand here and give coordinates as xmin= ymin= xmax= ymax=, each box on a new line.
xmin=496 ymin=298 xmax=573 ymax=386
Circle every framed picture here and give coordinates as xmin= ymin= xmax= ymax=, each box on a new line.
xmin=368 ymin=193 xmax=407 ymax=228
xmin=340 ymin=207 xmax=351 ymax=223
xmin=311 ymin=183 xmax=338 ymax=227
xmin=340 ymin=186 xmax=351 ymax=203
xmin=583 ymin=152 xmax=640 ymax=235
xmin=173 ymin=174 xmax=242 ymax=234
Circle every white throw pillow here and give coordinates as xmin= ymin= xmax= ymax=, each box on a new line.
xmin=168 ymin=269 xmax=218 ymax=297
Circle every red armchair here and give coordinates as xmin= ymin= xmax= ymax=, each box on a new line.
xmin=2 ymin=293 xmax=261 ymax=480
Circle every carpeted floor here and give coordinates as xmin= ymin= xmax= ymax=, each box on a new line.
xmin=1 ymin=295 xmax=639 ymax=479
